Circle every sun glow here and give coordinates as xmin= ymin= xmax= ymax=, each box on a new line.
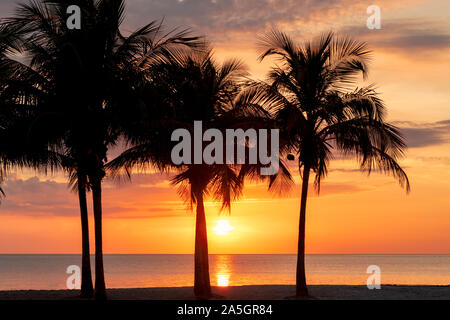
xmin=213 ymin=220 xmax=234 ymax=236
xmin=216 ymin=274 xmax=230 ymax=287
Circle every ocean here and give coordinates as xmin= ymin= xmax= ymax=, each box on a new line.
xmin=0 ymin=254 xmax=448 ymax=290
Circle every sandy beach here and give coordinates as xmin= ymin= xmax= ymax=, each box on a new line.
xmin=0 ymin=285 xmax=449 ymax=300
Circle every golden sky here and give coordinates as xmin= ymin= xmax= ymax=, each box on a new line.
xmin=0 ymin=0 xmax=449 ymax=254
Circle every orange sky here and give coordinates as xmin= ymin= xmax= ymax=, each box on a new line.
xmin=0 ymin=0 xmax=449 ymax=254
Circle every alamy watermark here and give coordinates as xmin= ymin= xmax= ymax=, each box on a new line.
xmin=66 ymin=265 xmax=81 ymax=289
xmin=66 ymin=5 xmax=81 ymax=30
xmin=171 ymin=121 xmax=280 ymax=175
xmin=366 ymin=265 xmax=381 ymax=289
xmin=367 ymin=5 xmax=381 ymax=30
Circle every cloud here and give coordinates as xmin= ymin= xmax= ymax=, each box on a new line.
xmin=106 ymin=172 xmax=171 ymax=187
xmin=0 ymin=176 xmax=77 ymax=216
xmin=310 ymin=182 xmax=369 ymax=196
xmin=396 ymin=120 xmax=450 ymax=148
xmin=2 ymin=0 xmax=444 ymax=55
xmin=0 ymin=0 xmax=15 ymax=17
xmin=329 ymin=168 xmax=366 ymax=173
xmin=378 ymin=33 xmax=450 ymax=51
xmin=413 ymin=155 xmax=450 ymax=165
xmin=0 ymin=0 xmax=405 ymax=39
xmin=243 ymin=179 xmax=369 ymax=200
xmin=120 ymin=0 xmax=429 ymax=43
xmin=0 ymin=174 xmax=183 ymax=218
xmin=338 ymin=18 xmax=450 ymax=55
xmin=125 ymin=0 xmax=361 ymax=32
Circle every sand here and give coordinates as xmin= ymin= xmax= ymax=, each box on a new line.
xmin=0 ymin=285 xmax=449 ymax=300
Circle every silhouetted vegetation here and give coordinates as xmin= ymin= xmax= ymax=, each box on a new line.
xmin=0 ymin=0 xmax=409 ymax=300
xmin=253 ymin=29 xmax=410 ymax=297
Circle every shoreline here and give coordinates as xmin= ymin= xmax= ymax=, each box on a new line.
xmin=0 ymin=285 xmax=449 ymax=300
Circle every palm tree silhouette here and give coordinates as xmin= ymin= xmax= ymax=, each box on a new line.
xmin=109 ymin=49 xmax=256 ymax=298
xmin=2 ymin=0 xmax=201 ymax=299
xmin=0 ymin=24 xmax=21 ymax=199
xmin=0 ymin=17 xmax=96 ymax=296
xmin=255 ymin=30 xmax=410 ymax=297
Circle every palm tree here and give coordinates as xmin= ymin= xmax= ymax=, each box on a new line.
xmin=108 ymin=50 xmax=257 ymax=299
xmin=0 ymin=22 xmax=69 ymax=200
xmin=254 ymin=30 xmax=410 ymax=297
xmin=3 ymin=0 xmax=201 ymax=299
xmin=0 ymin=19 xmax=95 ymax=296
xmin=0 ymin=24 xmax=20 ymax=199
xmin=1 ymin=5 xmax=98 ymax=297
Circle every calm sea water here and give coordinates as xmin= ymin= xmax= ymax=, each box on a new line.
xmin=0 ymin=254 xmax=448 ymax=290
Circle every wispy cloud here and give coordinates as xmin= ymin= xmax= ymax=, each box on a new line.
xmin=396 ymin=120 xmax=450 ymax=148
xmin=339 ymin=18 xmax=450 ymax=55
xmin=0 ymin=174 xmax=183 ymax=218
xmin=2 ymin=0 xmax=445 ymax=55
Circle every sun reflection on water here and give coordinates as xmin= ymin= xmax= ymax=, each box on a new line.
xmin=217 ymin=274 xmax=230 ymax=287
xmin=214 ymin=255 xmax=232 ymax=287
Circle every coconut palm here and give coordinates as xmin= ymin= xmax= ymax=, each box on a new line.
xmin=0 ymin=19 xmax=95 ymax=296
xmin=2 ymin=0 xmax=201 ymax=299
xmin=0 ymin=24 xmax=20 ymax=198
xmin=108 ymin=50 xmax=265 ymax=298
xmin=0 ymin=22 xmax=67 ymax=201
xmin=254 ymin=30 xmax=410 ymax=297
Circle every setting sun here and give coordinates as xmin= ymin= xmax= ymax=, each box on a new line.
xmin=213 ymin=220 xmax=234 ymax=236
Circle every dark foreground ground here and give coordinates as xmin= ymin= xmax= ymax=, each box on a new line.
xmin=0 ymin=285 xmax=449 ymax=300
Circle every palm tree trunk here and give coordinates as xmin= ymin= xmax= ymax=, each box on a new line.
xmin=194 ymin=192 xmax=212 ymax=299
xmin=92 ymin=178 xmax=106 ymax=300
xmin=78 ymin=174 xmax=93 ymax=298
xmin=296 ymin=163 xmax=310 ymax=297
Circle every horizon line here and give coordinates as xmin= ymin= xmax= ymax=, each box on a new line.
xmin=1 ymin=253 xmax=449 ymax=255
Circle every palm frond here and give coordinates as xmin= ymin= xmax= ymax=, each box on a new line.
xmin=257 ymin=28 xmax=297 ymax=64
